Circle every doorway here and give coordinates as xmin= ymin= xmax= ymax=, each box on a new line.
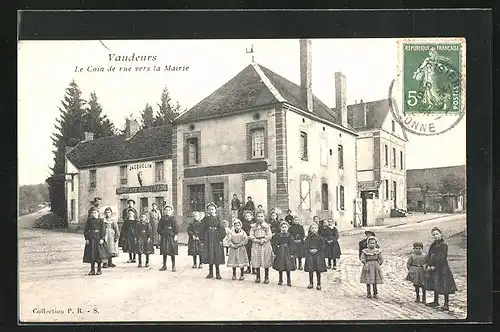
xmin=244 ymin=179 xmax=268 ymax=213
xmin=393 ymin=181 xmax=397 ymax=209
xmin=360 ymin=191 xmax=368 ymax=226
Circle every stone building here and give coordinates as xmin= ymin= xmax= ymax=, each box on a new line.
xmin=346 ymin=99 xmax=408 ymax=226
xmin=64 ymin=120 xmax=172 ymax=228
xmin=172 ymin=39 xmax=358 ymax=230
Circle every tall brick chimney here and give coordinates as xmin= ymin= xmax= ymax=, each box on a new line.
xmin=335 ymin=72 xmax=348 ymax=127
xmin=300 ymin=39 xmax=313 ymax=112
xmin=125 ymin=118 xmax=140 ymax=139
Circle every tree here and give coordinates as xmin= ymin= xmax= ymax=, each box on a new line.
xmin=153 ymin=86 xmax=181 ymax=127
xmin=439 ymin=173 xmax=464 ymax=196
xmin=83 ymin=91 xmax=116 ymax=138
xmin=140 ymin=103 xmax=155 ymax=129
xmin=47 ymin=80 xmax=86 ymax=222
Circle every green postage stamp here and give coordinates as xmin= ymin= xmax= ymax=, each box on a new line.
xmin=392 ymin=38 xmax=466 ymax=136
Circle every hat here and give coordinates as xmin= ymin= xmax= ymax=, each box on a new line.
xmin=163 ymin=204 xmax=173 ymax=210
xmin=431 ymin=227 xmax=442 ymax=234
xmin=286 ymin=209 xmax=292 ymax=213
xmin=206 ymin=202 xmax=217 ymax=209
xmin=232 ymin=219 xmax=242 ymax=226
xmin=92 ymin=197 xmax=102 ymax=202
xmin=88 ymin=206 xmax=99 ymax=214
xmin=413 ymin=242 xmax=423 ymax=249
xmin=104 ymin=207 xmax=113 ymax=213
xmin=280 ymin=220 xmax=290 ymax=227
xmin=367 ymin=236 xmax=377 ymax=243
xmin=127 ymin=199 xmax=135 ymax=204
xmin=365 ymin=230 xmax=376 ymax=237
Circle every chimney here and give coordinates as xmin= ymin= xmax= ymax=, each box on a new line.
xmin=125 ymin=119 xmax=140 ymax=139
xmin=299 ymin=39 xmax=313 ymax=112
xmin=84 ymin=132 xmax=94 ymax=141
xmin=335 ymin=72 xmax=348 ymax=127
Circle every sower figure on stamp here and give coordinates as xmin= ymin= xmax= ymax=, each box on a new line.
xmin=271 ymin=220 xmax=296 ymax=286
xmin=148 ymin=203 xmax=162 ymax=249
xmin=200 ymin=202 xmax=226 ymax=279
xmin=424 ymin=227 xmax=457 ymax=311
xmin=249 ymin=209 xmax=273 ymax=284
xmin=102 ymin=207 xmax=119 ymax=268
xmin=134 ymin=213 xmax=155 ymax=268
xmin=83 ymin=207 xmax=108 ymax=276
xmin=157 ymin=204 xmax=179 ymax=271
xmin=187 ymin=211 xmax=204 ymax=269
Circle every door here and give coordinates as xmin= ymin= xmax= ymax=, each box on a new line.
xmin=188 ymin=184 xmax=205 ymax=212
xmin=244 ymin=179 xmax=268 ymax=213
xmin=393 ymin=181 xmax=397 ymax=209
xmin=360 ymin=192 xmax=368 ymax=226
xmin=140 ymin=197 xmax=149 ymax=215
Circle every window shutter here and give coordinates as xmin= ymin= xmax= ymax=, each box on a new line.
xmin=196 ymin=138 xmax=201 ymax=164
xmin=184 ymin=139 xmax=189 ymax=166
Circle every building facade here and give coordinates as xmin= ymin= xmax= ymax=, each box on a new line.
xmin=65 ymin=121 xmax=172 ymax=227
xmin=346 ymin=99 xmax=408 ymax=226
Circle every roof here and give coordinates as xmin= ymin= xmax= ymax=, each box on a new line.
xmin=406 ymin=165 xmax=466 ymax=189
xmin=66 ymin=125 xmax=172 ymax=168
xmin=175 ymin=63 xmax=341 ymax=126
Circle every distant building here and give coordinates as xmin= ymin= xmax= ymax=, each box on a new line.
xmin=345 ymin=99 xmax=408 ymax=226
xmin=406 ymin=165 xmax=466 ymax=213
xmin=65 ymin=120 xmax=172 ymax=228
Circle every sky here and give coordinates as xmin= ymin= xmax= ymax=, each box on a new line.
xmin=18 ymin=39 xmax=466 ymax=186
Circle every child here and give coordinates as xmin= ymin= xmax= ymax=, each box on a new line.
xmin=268 ymin=211 xmax=281 ymax=236
xmin=157 ymin=204 xmax=179 ymax=271
xmin=289 ymin=216 xmax=306 ymax=270
xmin=359 ymin=230 xmax=378 ymax=259
xmin=102 ymin=207 xmax=120 ymax=268
xmin=222 ymin=219 xmax=231 ymax=256
xmin=119 ymin=209 xmax=137 ymax=263
xmin=242 ymin=210 xmax=255 ymax=274
xmin=148 ymin=203 xmax=162 ymax=249
xmin=249 ymin=209 xmax=273 ymax=284
xmin=321 ymin=218 xmax=342 ymax=270
xmin=271 ymin=220 xmax=296 ymax=286
xmin=360 ymin=236 xmax=384 ymax=299
xmin=83 ymin=207 xmax=108 ymax=275
xmin=406 ymin=242 xmax=427 ymax=303
xmin=304 ymin=223 xmax=327 ymax=290
xmin=134 ymin=213 xmax=155 ymax=268
xmin=226 ymin=219 xmax=249 ymax=280
xmin=424 ymin=227 xmax=457 ymax=311
xmin=187 ymin=211 xmax=203 ymax=269
xmin=284 ymin=209 xmax=293 ymax=224
xmin=200 ymin=202 xmax=226 ymax=279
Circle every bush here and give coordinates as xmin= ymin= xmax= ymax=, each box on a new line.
xmin=33 ymin=212 xmax=66 ymax=229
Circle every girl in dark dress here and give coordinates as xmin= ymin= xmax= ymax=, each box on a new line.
xmin=271 ymin=221 xmax=296 ymax=286
xmin=119 ymin=210 xmax=137 ymax=263
xmin=406 ymin=242 xmax=427 ymax=303
xmin=424 ymin=227 xmax=458 ymax=311
xmin=269 ymin=211 xmax=281 ymax=237
xmin=321 ymin=218 xmax=342 ymax=270
xmin=200 ymin=202 xmax=226 ymax=279
xmin=289 ymin=216 xmax=306 ymax=270
xmin=83 ymin=207 xmax=108 ymax=275
xmin=284 ymin=209 xmax=294 ymax=224
xmin=360 ymin=236 xmax=384 ymax=299
xmin=242 ymin=210 xmax=255 ymax=274
xmin=187 ymin=211 xmax=203 ymax=269
xmin=304 ymin=223 xmax=327 ymax=290
xmin=134 ymin=213 xmax=155 ymax=268
xmin=157 ymin=204 xmax=179 ymax=271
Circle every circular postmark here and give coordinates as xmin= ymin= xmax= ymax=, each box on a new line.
xmin=390 ymin=41 xmax=466 ymax=136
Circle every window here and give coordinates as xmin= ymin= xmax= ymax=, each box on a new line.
xmin=140 ymin=197 xmax=148 ymax=215
xmin=70 ymin=177 xmax=74 ymax=192
xmin=155 ymin=161 xmax=164 ymax=182
xmin=320 ymin=137 xmax=328 ymax=166
xmin=384 ymin=144 xmax=388 ymax=166
xmin=70 ymin=199 xmax=75 ymax=221
xmin=155 ymin=197 xmax=165 ymax=209
xmin=119 ymin=199 xmax=128 ymax=221
xmin=186 ymin=137 xmax=199 ymax=166
xmin=188 ymin=184 xmax=205 ymax=212
xmin=300 ymin=131 xmax=308 ymax=161
xmin=120 ymin=166 xmax=127 ymax=185
xmin=90 ymin=170 xmax=96 ymax=189
xmin=392 ymin=120 xmax=395 ymax=132
xmin=400 ymin=151 xmax=404 ymax=170
xmin=321 ymin=183 xmax=329 ymax=210
xmin=211 ymin=183 xmax=225 ymax=208
xmin=251 ymin=128 xmax=265 ymax=158
xmin=299 ymin=179 xmax=311 ymax=210
xmin=392 ymin=181 xmax=397 ymax=200
xmin=339 ymin=185 xmax=345 ymax=211
xmin=385 ymin=180 xmax=389 ymax=199
xmin=392 ymin=148 xmax=396 ymax=168
xmin=338 ymin=144 xmax=344 ymax=169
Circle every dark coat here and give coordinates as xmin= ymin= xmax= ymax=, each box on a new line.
xmin=425 ymin=239 xmax=458 ymax=294
xmin=83 ymin=217 xmax=108 ymax=263
xmin=122 ymin=207 xmax=138 ymax=221
xmin=157 ymin=215 xmax=179 ymax=256
xmin=289 ymin=223 xmax=306 ymax=258
xmin=245 ymin=201 xmax=255 ymax=211
xmin=134 ymin=221 xmax=154 ymax=254
xmin=271 ymin=232 xmax=296 ymax=271
xmin=118 ymin=218 xmax=137 ymax=252
xmin=359 ymin=238 xmax=380 ymax=258
xmin=187 ymin=220 xmax=203 ymax=256
xmin=200 ymin=215 xmax=226 ymax=264
xmin=231 ymin=198 xmax=241 ymax=211
xmin=320 ymin=226 xmax=342 ymax=259
xmin=284 ymin=215 xmax=293 ymax=224
xmin=303 ymin=232 xmax=327 ymax=273
xmin=269 ymin=219 xmax=281 ymax=236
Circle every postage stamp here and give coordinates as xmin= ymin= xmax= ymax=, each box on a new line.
xmin=391 ymin=38 xmax=466 ymax=136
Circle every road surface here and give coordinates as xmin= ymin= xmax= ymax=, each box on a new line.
xmin=18 ymin=210 xmax=467 ymax=322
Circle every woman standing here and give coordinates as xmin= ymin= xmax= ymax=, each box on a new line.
xmin=149 ymin=203 xmax=162 ymax=249
xmin=200 ymin=202 xmax=226 ymax=279
xmin=83 ymin=207 xmax=108 ymax=275
xmin=157 ymin=204 xmax=179 ymax=271
xmin=425 ymin=227 xmax=458 ymax=311
xmin=102 ymin=207 xmax=120 ymax=268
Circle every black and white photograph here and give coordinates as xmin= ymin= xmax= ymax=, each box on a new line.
xmin=18 ymin=37 xmax=467 ymax=322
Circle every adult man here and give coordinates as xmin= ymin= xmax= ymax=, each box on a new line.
xmin=122 ymin=199 xmax=138 ymax=221
xmin=231 ymin=194 xmax=241 ymax=219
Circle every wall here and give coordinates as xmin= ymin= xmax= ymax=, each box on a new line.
xmin=285 ymin=108 xmax=357 ymax=231
xmin=65 ymin=157 xmax=79 ymax=224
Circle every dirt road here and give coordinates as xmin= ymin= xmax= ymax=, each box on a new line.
xmin=18 ymin=211 xmax=466 ymax=322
